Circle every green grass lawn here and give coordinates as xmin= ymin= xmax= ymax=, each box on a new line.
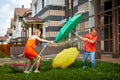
xmin=0 ymin=60 xmax=120 ymax=80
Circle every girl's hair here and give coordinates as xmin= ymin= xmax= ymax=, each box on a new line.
xmin=33 ymin=29 xmax=40 ymax=35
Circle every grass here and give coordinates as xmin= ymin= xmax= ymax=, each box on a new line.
xmin=0 ymin=60 xmax=120 ymax=80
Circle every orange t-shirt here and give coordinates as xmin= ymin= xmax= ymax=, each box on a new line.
xmin=84 ymin=33 xmax=97 ymax=52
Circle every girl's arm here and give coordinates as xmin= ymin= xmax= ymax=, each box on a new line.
xmin=36 ymin=36 xmax=54 ymax=43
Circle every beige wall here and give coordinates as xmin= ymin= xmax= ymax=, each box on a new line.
xmin=45 ymin=21 xmax=61 ymax=27
xmin=78 ymin=2 xmax=89 ymax=13
xmin=41 ymin=9 xmax=65 ymax=39
xmin=77 ymin=21 xmax=89 ymax=32
xmin=41 ymin=10 xmax=65 ymax=19
xmin=44 ymin=0 xmax=65 ymax=6
xmin=46 ymin=32 xmax=58 ymax=37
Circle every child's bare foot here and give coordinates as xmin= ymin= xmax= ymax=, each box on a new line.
xmin=34 ymin=70 xmax=40 ymax=73
xmin=24 ymin=71 xmax=28 ymax=73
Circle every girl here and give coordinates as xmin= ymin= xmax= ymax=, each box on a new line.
xmin=19 ymin=29 xmax=53 ymax=73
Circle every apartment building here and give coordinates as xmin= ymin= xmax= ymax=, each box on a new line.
xmin=32 ymin=0 xmax=65 ymax=40
xmin=70 ymin=0 xmax=120 ymax=58
xmin=31 ymin=0 xmax=120 ymax=58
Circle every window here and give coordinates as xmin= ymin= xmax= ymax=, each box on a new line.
xmin=9 ymin=33 xmax=12 ymax=36
xmin=14 ymin=25 xmax=16 ymax=30
xmin=19 ymin=17 xmax=23 ymax=22
xmin=34 ymin=2 xmax=37 ymax=14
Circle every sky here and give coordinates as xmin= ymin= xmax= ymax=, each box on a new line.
xmin=0 ymin=0 xmax=32 ymax=36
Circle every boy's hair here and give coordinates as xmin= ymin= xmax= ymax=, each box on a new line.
xmin=90 ymin=27 xmax=96 ymax=32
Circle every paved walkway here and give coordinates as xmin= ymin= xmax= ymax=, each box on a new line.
xmin=97 ymin=54 xmax=120 ymax=64
xmin=78 ymin=54 xmax=120 ymax=64
xmin=0 ymin=54 xmax=120 ymax=66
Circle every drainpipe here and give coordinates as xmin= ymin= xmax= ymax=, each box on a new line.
xmin=48 ymin=0 xmax=50 ymax=40
xmin=71 ymin=0 xmax=73 ymax=17
xmin=65 ymin=0 xmax=69 ymax=21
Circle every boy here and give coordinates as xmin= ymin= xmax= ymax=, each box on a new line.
xmin=79 ymin=27 xmax=97 ymax=69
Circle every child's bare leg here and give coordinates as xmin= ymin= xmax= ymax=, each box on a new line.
xmin=34 ymin=57 xmax=41 ymax=72
xmin=24 ymin=60 xmax=32 ymax=73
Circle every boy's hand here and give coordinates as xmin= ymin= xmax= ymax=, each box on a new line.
xmin=79 ymin=36 xmax=85 ymax=41
xmin=18 ymin=53 xmax=24 ymax=57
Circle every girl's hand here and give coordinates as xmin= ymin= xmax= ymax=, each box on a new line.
xmin=49 ymin=41 xmax=54 ymax=43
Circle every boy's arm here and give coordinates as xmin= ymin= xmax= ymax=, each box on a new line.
xmin=36 ymin=36 xmax=54 ymax=43
xmin=84 ymin=36 xmax=97 ymax=43
xmin=79 ymin=36 xmax=86 ymax=42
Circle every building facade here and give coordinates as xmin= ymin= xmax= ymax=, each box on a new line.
xmin=10 ymin=7 xmax=31 ymax=44
xmin=32 ymin=0 xmax=65 ymax=40
xmin=30 ymin=0 xmax=120 ymax=58
xmin=93 ymin=0 xmax=120 ymax=58
xmin=70 ymin=0 xmax=120 ymax=58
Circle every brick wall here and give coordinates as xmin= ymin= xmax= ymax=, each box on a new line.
xmin=78 ymin=2 xmax=89 ymax=12
xmin=10 ymin=46 xmax=66 ymax=59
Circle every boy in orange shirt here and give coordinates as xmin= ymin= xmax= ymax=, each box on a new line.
xmin=79 ymin=27 xmax=97 ymax=69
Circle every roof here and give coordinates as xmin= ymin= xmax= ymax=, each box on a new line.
xmin=23 ymin=10 xmax=32 ymax=17
xmin=7 ymin=28 xmax=12 ymax=34
xmin=14 ymin=8 xmax=31 ymax=21
xmin=24 ymin=17 xmax=43 ymax=23
xmin=14 ymin=8 xmax=31 ymax=17
xmin=0 ymin=36 xmax=7 ymax=41
xmin=11 ymin=18 xmax=15 ymax=27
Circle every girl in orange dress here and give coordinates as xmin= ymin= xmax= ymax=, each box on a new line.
xmin=19 ymin=29 xmax=53 ymax=73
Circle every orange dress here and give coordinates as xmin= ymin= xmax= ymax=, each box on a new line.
xmin=24 ymin=39 xmax=38 ymax=60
